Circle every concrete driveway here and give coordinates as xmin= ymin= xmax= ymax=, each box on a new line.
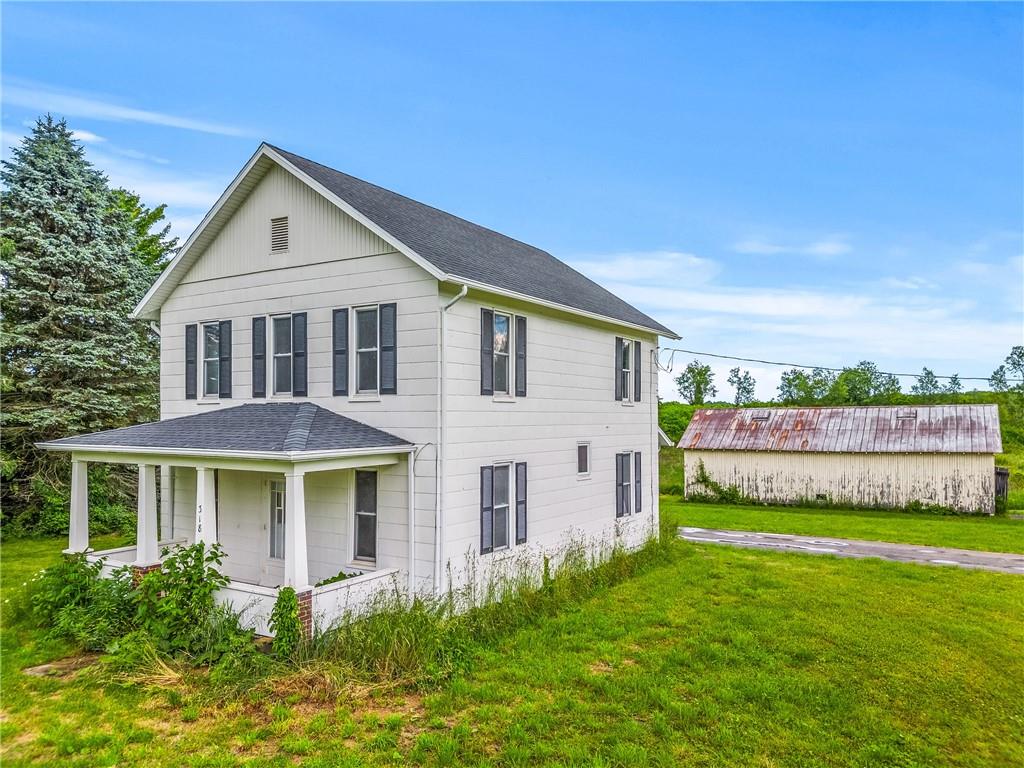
xmin=678 ymin=527 xmax=1024 ymax=575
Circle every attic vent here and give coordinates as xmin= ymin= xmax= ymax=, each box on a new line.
xmin=749 ymin=409 xmax=771 ymax=422
xmin=896 ymin=408 xmax=917 ymax=421
xmin=270 ymin=216 xmax=289 ymax=253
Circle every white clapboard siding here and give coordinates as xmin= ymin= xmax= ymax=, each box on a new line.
xmin=684 ymin=450 xmax=997 ymax=514
xmin=159 ymin=165 xmax=438 ymax=586
xmin=441 ymin=290 xmax=661 ymax=580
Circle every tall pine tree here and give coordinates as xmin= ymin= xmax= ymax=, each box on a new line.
xmin=1 ymin=116 xmax=173 ymax=526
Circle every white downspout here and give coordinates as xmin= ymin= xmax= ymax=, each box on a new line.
xmin=435 ymin=284 xmax=469 ymax=595
xmin=407 ymin=445 xmax=420 ymax=604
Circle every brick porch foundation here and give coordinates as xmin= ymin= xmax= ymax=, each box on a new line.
xmin=297 ymin=589 xmax=313 ymax=639
xmin=131 ymin=562 xmax=161 ymax=586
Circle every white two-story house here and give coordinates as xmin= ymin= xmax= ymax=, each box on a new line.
xmin=41 ymin=144 xmax=678 ymax=635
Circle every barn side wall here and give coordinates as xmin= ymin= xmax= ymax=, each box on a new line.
xmin=682 ymin=451 xmax=996 ymax=514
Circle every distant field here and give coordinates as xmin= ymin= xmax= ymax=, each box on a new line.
xmin=662 ymin=498 xmax=1024 ymax=554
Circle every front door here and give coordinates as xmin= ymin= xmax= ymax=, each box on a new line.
xmin=261 ymin=478 xmax=286 ymax=586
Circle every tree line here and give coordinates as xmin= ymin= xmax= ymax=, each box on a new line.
xmin=1 ymin=116 xmax=177 ymax=534
xmin=673 ymin=350 xmax=1024 ymax=407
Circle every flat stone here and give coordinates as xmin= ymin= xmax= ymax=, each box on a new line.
xmin=23 ymin=653 xmax=100 ymax=678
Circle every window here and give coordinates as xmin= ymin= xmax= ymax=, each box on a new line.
xmin=203 ymin=323 xmax=220 ymax=396
xmin=492 ymin=463 xmax=511 ymax=550
xmin=577 ymin=443 xmax=591 ymax=476
xmin=355 ymin=306 xmax=379 ymax=394
xmin=272 ymin=316 xmax=292 ymax=394
xmin=354 ymin=470 xmax=377 ymax=561
xmin=615 ymin=452 xmax=633 ymax=518
xmin=481 ymin=461 xmax=527 ymax=553
xmin=270 ymin=216 xmax=288 ymax=253
xmin=620 ymin=340 xmax=633 ymax=402
xmin=269 ymin=479 xmax=285 ymax=559
xmin=493 ymin=312 xmax=511 ymax=395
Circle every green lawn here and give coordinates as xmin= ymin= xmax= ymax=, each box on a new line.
xmin=2 ymin=530 xmax=1023 ymax=767
xmin=663 ymin=498 xmax=1024 ymax=554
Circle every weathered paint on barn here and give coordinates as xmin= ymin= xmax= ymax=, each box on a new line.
xmin=678 ymin=405 xmax=1002 ymax=514
xmin=683 ymin=449 xmax=997 ymax=514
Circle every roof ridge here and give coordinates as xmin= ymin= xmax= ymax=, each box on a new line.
xmin=268 ymin=144 xmax=553 ymax=255
xmin=282 ymin=402 xmax=318 ymax=452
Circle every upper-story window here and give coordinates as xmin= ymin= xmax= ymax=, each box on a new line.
xmin=481 ymin=309 xmax=526 ymax=398
xmin=614 ymin=337 xmax=641 ymax=403
xmin=493 ymin=312 xmax=511 ymax=395
xmin=203 ymin=322 xmax=221 ymax=396
xmin=355 ymin=306 xmax=380 ymax=394
xmin=272 ymin=315 xmax=293 ymax=394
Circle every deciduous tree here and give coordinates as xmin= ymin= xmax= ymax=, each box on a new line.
xmin=675 ymin=360 xmax=717 ymax=405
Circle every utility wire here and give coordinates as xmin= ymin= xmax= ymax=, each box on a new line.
xmin=658 ymin=346 xmax=1021 ymax=383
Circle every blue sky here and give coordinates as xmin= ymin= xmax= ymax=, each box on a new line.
xmin=3 ymin=2 xmax=1022 ymax=400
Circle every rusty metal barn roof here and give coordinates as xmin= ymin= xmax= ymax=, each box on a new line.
xmin=678 ymin=404 xmax=1002 ymax=454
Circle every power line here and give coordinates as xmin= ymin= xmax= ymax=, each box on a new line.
xmin=658 ymin=347 xmax=1021 ymax=383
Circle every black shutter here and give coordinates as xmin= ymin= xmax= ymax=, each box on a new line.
xmin=218 ymin=320 xmax=232 ymax=399
xmin=615 ymin=453 xmax=624 ymax=517
xmin=184 ymin=324 xmax=197 ymax=400
xmin=480 ymin=308 xmax=494 ymax=396
xmin=252 ymin=317 xmax=266 ymax=398
xmin=332 ymin=308 xmax=348 ymax=396
xmin=514 ymin=316 xmax=527 ymax=397
xmin=292 ymin=312 xmax=307 ymax=397
xmin=480 ymin=465 xmax=494 ymax=554
xmin=614 ymin=337 xmax=623 ymax=401
xmin=380 ymin=302 xmax=397 ymax=395
xmin=634 ymin=452 xmax=642 ymax=516
xmin=634 ymin=341 xmax=642 ymax=402
xmin=515 ymin=462 xmax=527 ymax=544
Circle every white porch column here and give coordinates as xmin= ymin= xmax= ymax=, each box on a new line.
xmin=135 ymin=464 xmax=159 ymax=565
xmin=66 ymin=459 xmax=89 ymax=553
xmin=195 ymin=466 xmax=217 ymax=546
xmin=284 ymin=469 xmax=309 ymax=589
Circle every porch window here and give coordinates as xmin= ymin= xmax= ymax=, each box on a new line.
xmin=273 ymin=316 xmax=292 ymax=394
xmin=354 ymin=470 xmax=377 ymax=561
xmin=203 ymin=323 xmax=220 ymax=396
xmin=269 ymin=479 xmax=285 ymax=559
xmin=355 ymin=307 xmax=379 ymax=394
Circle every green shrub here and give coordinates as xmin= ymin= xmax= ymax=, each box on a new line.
xmin=29 ymin=553 xmax=135 ymax=650
xmin=134 ymin=542 xmax=232 ymax=660
xmin=269 ymin=587 xmax=302 ymax=659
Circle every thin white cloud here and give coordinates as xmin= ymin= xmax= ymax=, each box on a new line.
xmin=568 ymin=250 xmax=719 ymax=286
xmin=4 ymin=81 xmax=249 ymax=137
xmin=733 ymin=235 xmax=851 ymax=257
xmin=880 ymin=276 xmax=937 ymax=291
xmin=70 ymin=128 xmax=104 ymax=143
xmin=90 ymin=151 xmax=223 ymax=210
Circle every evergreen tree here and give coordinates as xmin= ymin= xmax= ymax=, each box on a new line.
xmin=1 ymin=116 xmax=169 ymax=524
xmin=989 ymin=365 xmax=1009 ymax=392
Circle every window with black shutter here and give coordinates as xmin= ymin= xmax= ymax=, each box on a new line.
xmin=515 ymin=462 xmax=527 ymax=544
xmin=332 ymin=308 xmax=348 ymax=396
xmin=218 ymin=320 xmax=232 ymax=399
xmin=184 ymin=324 xmax=198 ymax=400
xmin=292 ymin=313 xmax=307 ymax=397
xmin=480 ymin=466 xmax=494 ymax=554
xmin=615 ymin=338 xmax=640 ymax=403
xmin=514 ymin=315 xmax=527 ymax=397
xmin=252 ymin=317 xmax=266 ymax=398
xmin=380 ymin=302 xmax=397 ymax=395
xmin=615 ymin=452 xmax=632 ymax=517
xmin=634 ymin=452 xmax=642 ymax=515
xmin=481 ymin=461 xmax=519 ymax=553
xmin=482 ymin=308 xmax=522 ymax=398
xmin=480 ymin=309 xmax=493 ymax=396
xmin=633 ymin=341 xmax=642 ymax=402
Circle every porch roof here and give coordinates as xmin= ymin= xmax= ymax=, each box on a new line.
xmin=38 ymin=403 xmax=412 ymax=459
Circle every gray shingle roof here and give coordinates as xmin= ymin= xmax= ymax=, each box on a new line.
xmin=41 ymin=403 xmax=411 ymax=455
xmin=679 ymin=404 xmax=1003 ymax=454
xmin=269 ymin=145 xmax=676 ymax=337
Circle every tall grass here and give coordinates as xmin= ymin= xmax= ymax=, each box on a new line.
xmin=304 ymin=529 xmax=678 ymax=687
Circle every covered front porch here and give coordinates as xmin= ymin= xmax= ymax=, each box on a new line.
xmin=40 ymin=403 xmax=417 ymax=636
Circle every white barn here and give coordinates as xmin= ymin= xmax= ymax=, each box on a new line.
xmin=40 ymin=143 xmax=677 ymax=636
xmin=679 ymin=405 xmax=1002 ymax=514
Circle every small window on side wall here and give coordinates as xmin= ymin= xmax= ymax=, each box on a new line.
xmin=577 ymin=443 xmax=591 ymax=476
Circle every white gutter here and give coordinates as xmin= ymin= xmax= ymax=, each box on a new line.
xmin=408 ymin=443 xmax=426 ymax=604
xmin=435 ymin=284 xmax=469 ymax=595
xmin=35 ymin=442 xmax=412 ymax=462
